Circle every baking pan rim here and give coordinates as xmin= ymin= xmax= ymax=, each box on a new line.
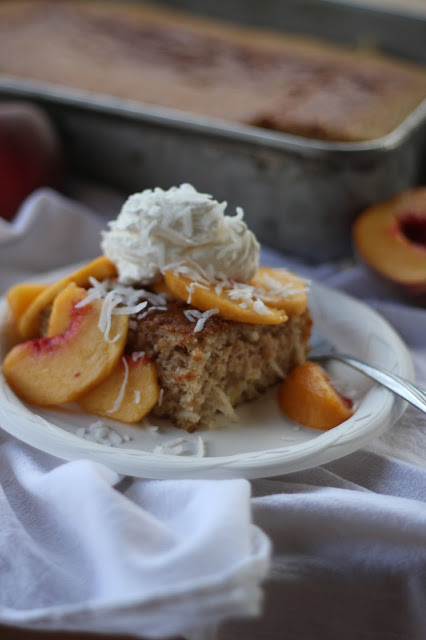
xmin=0 ymin=76 xmax=425 ymax=159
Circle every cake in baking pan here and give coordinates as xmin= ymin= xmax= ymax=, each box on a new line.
xmin=0 ymin=0 xmax=425 ymax=141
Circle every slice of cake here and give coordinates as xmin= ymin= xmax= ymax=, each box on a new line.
xmin=128 ymin=300 xmax=311 ymax=432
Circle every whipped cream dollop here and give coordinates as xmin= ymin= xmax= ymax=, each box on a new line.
xmin=101 ymin=183 xmax=260 ymax=285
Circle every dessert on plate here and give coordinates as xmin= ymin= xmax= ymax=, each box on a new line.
xmin=2 ymin=184 xmax=314 ymax=431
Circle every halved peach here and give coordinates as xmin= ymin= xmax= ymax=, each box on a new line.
xmin=18 ymin=255 xmax=117 ymax=339
xmin=6 ymin=282 xmax=48 ymax=321
xmin=250 ymin=267 xmax=307 ymax=315
xmin=79 ymin=353 xmax=160 ymax=422
xmin=47 ymin=282 xmax=87 ymax=337
xmin=353 ymin=188 xmax=426 ymax=299
xmin=2 ymin=295 xmax=128 ymax=406
xmin=164 ymin=271 xmax=287 ymax=325
xmin=278 ymin=361 xmax=354 ymax=430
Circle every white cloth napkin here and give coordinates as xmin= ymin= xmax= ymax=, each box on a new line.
xmin=0 ymin=189 xmax=271 ymax=639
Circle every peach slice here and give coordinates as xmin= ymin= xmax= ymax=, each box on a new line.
xmin=6 ymin=282 xmax=48 ymax=321
xmin=278 ymin=361 xmax=354 ymax=430
xmin=79 ymin=353 xmax=160 ymax=423
xmin=18 ymin=255 xmax=117 ymax=340
xmin=47 ymin=282 xmax=87 ymax=337
xmin=164 ymin=271 xmax=287 ymax=325
xmin=152 ymin=278 xmax=173 ymax=297
xmin=250 ymin=266 xmax=307 ymax=315
xmin=353 ymin=188 xmax=426 ymax=299
xmin=2 ymin=295 xmax=128 ymax=406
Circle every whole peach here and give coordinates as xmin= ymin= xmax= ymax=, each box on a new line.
xmin=0 ymin=102 xmax=63 ymax=220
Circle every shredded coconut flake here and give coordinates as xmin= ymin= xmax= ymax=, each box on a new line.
xmin=80 ymin=279 xmax=171 ymax=344
xmin=157 ymin=388 xmax=164 ymax=406
xmin=195 ymin=435 xmax=206 ymax=458
xmin=112 ymin=301 xmax=148 ymax=315
xmin=107 ymin=356 xmax=129 ymax=414
xmin=98 ymin=290 xmax=123 ymax=343
xmin=131 ymin=351 xmax=146 ymax=361
xmin=194 ymin=308 xmax=219 ymax=332
xmin=184 ymin=309 xmax=202 ymax=323
xmin=214 ymin=387 xmax=239 ymax=421
xmin=154 ymin=437 xmax=185 ymax=455
xmin=253 ymin=299 xmax=271 ymax=315
xmin=153 ymin=435 xmax=205 ymax=457
xmin=147 ymin=425 xmax=160 ymax=434
xmin=75 ymin=277 xmax=110 ymax=307
xmin=76 ymin=420 xmax=132 ymax=447
xmin=184 ymin=307 xmax=219 ymax=332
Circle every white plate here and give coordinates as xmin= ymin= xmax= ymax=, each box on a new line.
xmin=0 ymin=278 xmax=414 ymax=479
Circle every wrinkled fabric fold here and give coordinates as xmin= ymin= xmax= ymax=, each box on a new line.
xmin=0 ymin=441 xmax=270 ymax=638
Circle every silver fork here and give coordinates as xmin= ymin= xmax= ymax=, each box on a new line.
xmin=309 ymin=332 xmax=426 ymax=414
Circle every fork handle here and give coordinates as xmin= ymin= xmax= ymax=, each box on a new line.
xmin=317 ymin=353 xmax=426 ymax=415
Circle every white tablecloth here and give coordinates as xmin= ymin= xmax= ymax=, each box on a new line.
xmin=221 ymin=251 xmax=426 ymax=640
xmin=1 ymin=188 xmax=426 ymax=640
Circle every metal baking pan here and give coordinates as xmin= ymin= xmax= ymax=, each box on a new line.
xmin=161 ymin=0 xmax=426 ymax=64
xmin=0 ymin=0 xmax=425 ymax=262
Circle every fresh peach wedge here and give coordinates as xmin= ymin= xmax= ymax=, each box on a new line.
xmin=79 ymin=352 xmax=160 ymax=423
xmin=152 ymin=278 xmax=173 ymax=297
xmin=47 ymin=282 xmax=87 ymax=337
xmin=18 ymin=255 xmax=117 ymax=340
xmin=164 ymin=271 xmax=287 ymax=324
xmin=2 ymin=293 xmax=128 ymax=406
xmin=6 ymin=282 xmax=49 ymax=321
xmin=278 ymin=361 xmax=354 ymax=430
xmin=250 ymin=267 xmax=307 ymax=315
